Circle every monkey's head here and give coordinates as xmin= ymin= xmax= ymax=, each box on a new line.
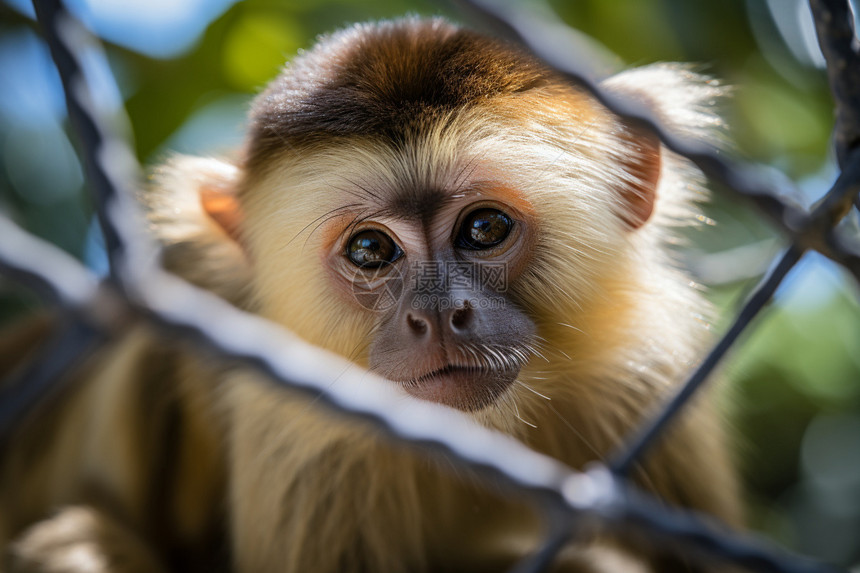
xmin=149 ymin=18 xmax=716 ymax=416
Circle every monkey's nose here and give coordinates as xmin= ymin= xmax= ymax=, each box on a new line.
xmin=404 ymin=302 xmax=474 ymax=339
xmin=406 ymin=312 xmax=429 ymax=336
xmin=448 ymin=302 xmax=473 ymax=333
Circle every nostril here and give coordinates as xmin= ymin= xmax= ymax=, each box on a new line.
xmin=406 ymin=313 xmax=428 ymax=336
xmin=450 ymin=303 xmax=472 ymax=331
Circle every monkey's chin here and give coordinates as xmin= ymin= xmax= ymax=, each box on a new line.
xmin=400 ymin=366 xmax=518 ymax=412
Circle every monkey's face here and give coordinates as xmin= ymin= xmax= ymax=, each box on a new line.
xmin=340 ymin=192 xmax=539 ymax=412
xmin=240 ymin=137 xmax=549 ymax=412
xmin=343 ymin=206 xmax=537 ymax=411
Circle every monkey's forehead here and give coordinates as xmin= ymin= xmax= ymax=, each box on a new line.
xmin=245 ymin=17 xmax=573 ymax=168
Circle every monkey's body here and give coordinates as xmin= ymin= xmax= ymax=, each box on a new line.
xmin=1 ymin=18 xmax=741 ymax=573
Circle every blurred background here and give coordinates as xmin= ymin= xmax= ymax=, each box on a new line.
xmin=0 ymin=0 xmax=858 ymax=567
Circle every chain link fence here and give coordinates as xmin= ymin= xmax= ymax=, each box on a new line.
xmin=0 ymin=0 xmax=858 ymax=571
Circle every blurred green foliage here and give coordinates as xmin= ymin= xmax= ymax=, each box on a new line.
xmin=0 ymin=0 xmax=858 ymax=566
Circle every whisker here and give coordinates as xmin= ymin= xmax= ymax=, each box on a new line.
xmin=340 ymin=176 xmax=386 ymax=204
xmin=512 ymin=400 xmax=537 ymax=428
xmin=556 ymin=322 xmax=584 ymax=334
xmin=516 ymin=380 xmax=551 ymax=401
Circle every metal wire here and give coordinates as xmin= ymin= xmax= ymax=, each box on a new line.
xmin=31 ymin=0 xmax=151 ymax=284
xmin=0 ymin=0 xmax=856 ymax=571
xmin=810 ymin=0 xmax=860 ymax=168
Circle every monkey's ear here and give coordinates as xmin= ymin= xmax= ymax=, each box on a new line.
xmin=616 ymin=125 xmax=661 ymax=229
xmin=601 ymin=63 xmax=728 ymax=230
xmin=141 ymin=155 xmax=252 ymax=306
xmin=201 ymin=181 xmax=244 ymax=242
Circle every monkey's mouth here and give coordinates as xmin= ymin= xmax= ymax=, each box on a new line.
xmin=399 ymin=365 xmax=518 ymax=412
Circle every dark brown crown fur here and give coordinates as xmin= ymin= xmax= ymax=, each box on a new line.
xmin=246 ymin=18 xmax=553 ymax=167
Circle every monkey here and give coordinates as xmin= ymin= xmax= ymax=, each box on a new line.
xmin=0 ymin=16 xmax=741 ymax=573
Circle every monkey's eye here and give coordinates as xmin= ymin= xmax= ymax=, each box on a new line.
xmin=455 ymin=208 xmax=513 ymax=250
xmin=346 ymin=229 xmax=402 ymax=268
